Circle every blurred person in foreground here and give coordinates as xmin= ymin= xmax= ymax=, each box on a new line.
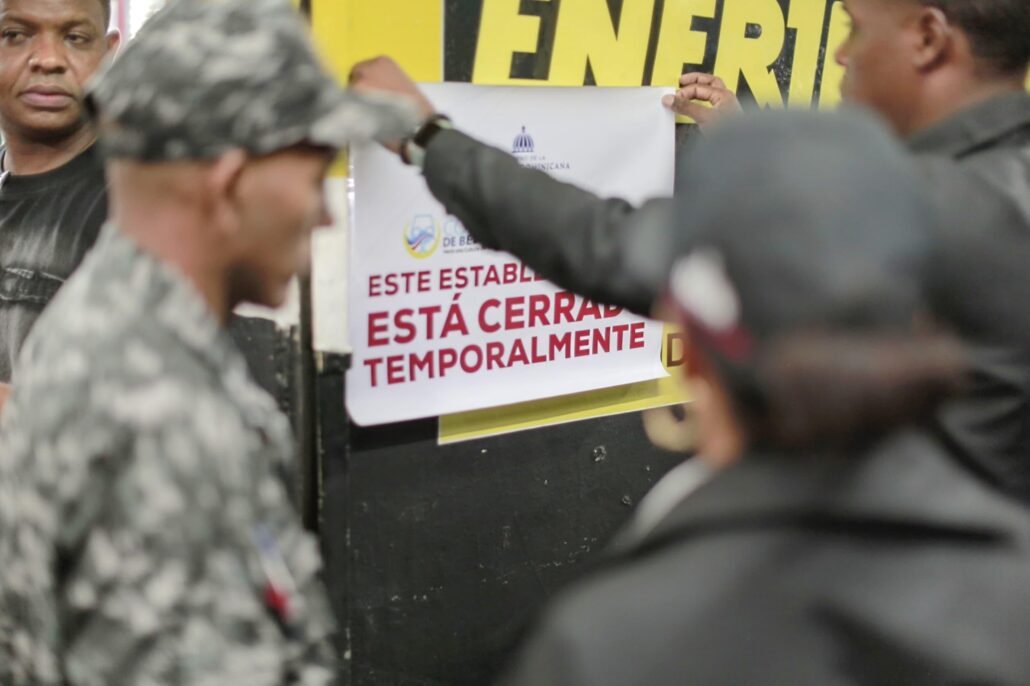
xmin=499 ymin=111 xmax=1030 ymax=686
xmin=350 ymin=0 xmax=1030 ymax=502
xmin=0 ymin=0 xmax=415 ymax=684
xmin=0 ymin=0 xmax=120 ymax=406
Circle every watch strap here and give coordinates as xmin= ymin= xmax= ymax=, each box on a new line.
xmin=401 ymin=114 xmax=454 ymax=169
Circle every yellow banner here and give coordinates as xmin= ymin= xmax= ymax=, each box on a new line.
xmin=311 ymin=0 xmax=442 ymax=82
xmin=440 ymin=326 xmax=688 ymax=443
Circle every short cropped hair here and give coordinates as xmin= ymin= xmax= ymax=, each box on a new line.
xmin=921 ymin=0 xmax=1030 ymax=75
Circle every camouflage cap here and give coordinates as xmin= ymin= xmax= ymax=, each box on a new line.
xmin=86 ymin=0 xmax=419 ymax=161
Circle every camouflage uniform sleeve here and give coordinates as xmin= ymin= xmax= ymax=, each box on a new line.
xmin=0 ymin=413 xmax=66 ymax=686
xmin=58 ymin=397 xmax=337 ymax=686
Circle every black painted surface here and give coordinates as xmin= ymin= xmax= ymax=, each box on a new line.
xmin=228 ymin=315 xmax=295 ymax=415
xmin=443 ymin=0 xmax=483 ymax=83
xmin=320 ymin=350 xmax=684 ymax=684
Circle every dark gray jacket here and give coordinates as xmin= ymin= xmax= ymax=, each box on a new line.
xmin=422 ymin=93 xmax=1030 ymax=501
xmin=499 ymin=431 xmax=1030 ymax=686
xmin=909 ymin=94 xmax=1030 ymax=499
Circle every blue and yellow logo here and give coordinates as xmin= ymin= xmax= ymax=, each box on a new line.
xmin=404 ymin=213 xmax=441 ymax=259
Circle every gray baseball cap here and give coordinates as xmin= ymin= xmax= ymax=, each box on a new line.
xmin=668 ymin=109 xmax=935 ymax=365
xmin=85 ymin=0 xmax=419 ymax=161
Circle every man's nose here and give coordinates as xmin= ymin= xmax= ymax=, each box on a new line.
xmin=834 ymin=43 xmax=849 ymax=68
xmin=29 ymin=35 xmax=69 ymax=74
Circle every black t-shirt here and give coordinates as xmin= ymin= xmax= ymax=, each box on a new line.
xmin=0 ymin=146 xmax=106 ymax=382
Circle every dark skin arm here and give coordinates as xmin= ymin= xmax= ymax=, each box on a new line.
xmin=661 ymin=72 xmax=742 ymax=130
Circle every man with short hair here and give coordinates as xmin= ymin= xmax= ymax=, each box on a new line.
xmin=0 ymin=0 xmax=299 ymax=414
xmin=0 ymin=0 xmax=119 ymax=403
xmin=0 ymin=0 xmax=415 ymax=684
xmin=835 ymin=0 xmax=1029 ymax=139
xmin=835 ymin=0 xmax=1030 ymax=496
xmin=351 ymin=0 xmax=1030 ymax=499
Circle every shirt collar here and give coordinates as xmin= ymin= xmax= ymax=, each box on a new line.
xmin=907 ymin=91 xmax=1030 ymax=157
xmin=612 ymin=431 xmax=1028 ymax=558
xmin=0 ymin=144 xmax=104 ymax=198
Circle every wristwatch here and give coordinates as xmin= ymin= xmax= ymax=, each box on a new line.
xmin=401 ymin=114 xmax=454 ymax=169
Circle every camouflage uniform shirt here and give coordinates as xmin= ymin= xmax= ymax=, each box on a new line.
xmin=0 ymin=226 xmax=337 ymax=685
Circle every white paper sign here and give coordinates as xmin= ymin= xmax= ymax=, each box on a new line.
xmin=347 ymin=84 xmax=674 ymax=426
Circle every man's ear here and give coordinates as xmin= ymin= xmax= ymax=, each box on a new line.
xmin=105 ymin=29 xmax=122 ymax=55
xmin=207 ymin=149 xmax=248 ymax=238
xmin=912 ymin=6 xmax=953 ymax=71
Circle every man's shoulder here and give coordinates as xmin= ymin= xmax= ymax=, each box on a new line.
xmin=13 ymin=236 xmax=273 ymax=440
xmin=514 ymin=525 xmax=1030 ymax=686
xmin=16 ymin=331 xmax=235 ymax=427
xmin=14 ymin=298 xmax=230 ymax=437
xmin=916 ymin=153 xmax=1030 ymax=237
xmin=3 ymin=330 xmax=260 ymax=526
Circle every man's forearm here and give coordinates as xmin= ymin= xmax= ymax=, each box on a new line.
xmin=423 ymin=129 xmax=673 ymax=316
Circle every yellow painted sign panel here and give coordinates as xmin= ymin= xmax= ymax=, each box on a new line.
xmin=311 ymin=0 xmax=442 ymax=82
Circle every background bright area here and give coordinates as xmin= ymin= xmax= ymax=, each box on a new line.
xmin=109 ymin=0 xmax=166 ymax=38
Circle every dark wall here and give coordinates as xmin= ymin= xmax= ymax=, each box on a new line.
xmin=229 ymin=315 xmax=295 ymax=415
xmin=320 ymin=355 xmax=684 ymax=685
